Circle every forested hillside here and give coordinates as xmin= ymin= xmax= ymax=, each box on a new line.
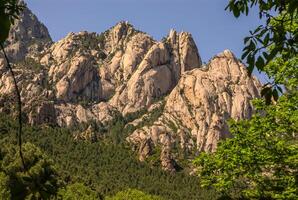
xmin=0 ymin=113 xmax=218 ymax=199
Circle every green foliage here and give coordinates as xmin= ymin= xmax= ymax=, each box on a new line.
xmin=226 ymin=0 xmax=298 ymax=19
xmin=0 ymin=172 xmax=11 ymax=200
xmin=0 ymin=141 xmax=60 ymax=199
xmin=58 ymin=183 xmax=99 ymax=200
xmin=226 ymin=0 xmax=297 ymax=70
xmin=105 ymin=189 xmax=164 ymax=200
xmin=0 ymin=13 xmax=10 ymax=44
xmin=146 ymin=146 xmax=162 ymax=167
xmin=0 ymin=0 xmax=26 ymax=174
xmin=0 ymin=138 xmax=100 ymax=200
xmin=97 ymin=32 xmax=106 ymax=45
xmin=130 ymin=101 xmax=165 ymax=132
xmin=195 ymin=19 xmax=298 ymax=200
xmin=0 ymin=0 xmax=24 ymax=43
xmin=194 ymin=93 xmax=298 ymax=199
xmin=265 ymin=52 xmax=298 ymax=91
xmin=0 ymin=114 xmax=217 ymax=200
xmin=100 ymin=102 xmax=165 ymax=145
xmin=194 ymin=2 xmax=298 ymax=199
xmin=226 ymin=0 xmax=298 ymax=102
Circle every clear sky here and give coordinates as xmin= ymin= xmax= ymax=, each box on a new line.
xmin=25 ymin=0 xmax=267 ymax=82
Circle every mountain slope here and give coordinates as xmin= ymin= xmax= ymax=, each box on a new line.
xmin=0 ymin=5 xmax=261 ymax=172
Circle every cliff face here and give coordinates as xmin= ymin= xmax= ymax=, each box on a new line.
xmin=109 ymin=29 xmax=201 ymax=114
xmin=127 ymin=50 xmax=261 ymax=171
xmin=0 ymin=6 xmax=261 ymax=171
xmin=4 ymin=6 xmax=52 ymax=61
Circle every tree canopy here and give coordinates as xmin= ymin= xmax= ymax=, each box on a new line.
xmin=0 ymin=141 xmax=60 ymax=199
xmin=105 ymin=189 xmax=164 ymax=200
xmin=194 ymin=93 xmax=298 ymax=199
xmin=57 ymin=183 xmax=100 ymax=200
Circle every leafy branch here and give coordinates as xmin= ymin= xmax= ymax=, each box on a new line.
xmin=226 ymin=0 xmax=298 ymax=104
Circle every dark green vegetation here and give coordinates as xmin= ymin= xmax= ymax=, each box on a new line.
xmin=58 ymin=183 xmax=99 ymax=199
xmin=195 ymin=1 xmax=298 ymax=199
xmin=0 ymin=0 xmax=23 ymax=43
xmin=0 ymin=142 xmax=60 ymax=199
xmin=105 ymin=189 xmax=164 ymax=200
xmin=0 ymin=114 xmax=218 ymax=200
xmin=0 ymin=138 xmax=101 ymax=199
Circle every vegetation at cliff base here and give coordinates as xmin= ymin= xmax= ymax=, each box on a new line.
xmin=0 ymin=114 xmax=217 ymax=200
xmin=105 ymin=189 xmax=164 ymax=200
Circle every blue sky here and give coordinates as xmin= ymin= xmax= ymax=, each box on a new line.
xmin=25 ymin=0 xmax=268 ymax=82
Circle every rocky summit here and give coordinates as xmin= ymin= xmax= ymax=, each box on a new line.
xmin=0 ymin=6 xmax=261 ymax=171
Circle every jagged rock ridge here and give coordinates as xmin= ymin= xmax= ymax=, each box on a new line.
xmin=0 ymin=5 xmax=261 ymax=171
xmin=127 ymin=50 xmax=261 ymax=171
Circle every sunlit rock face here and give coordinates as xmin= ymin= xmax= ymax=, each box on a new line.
xmin=127 ymin=50 xmax=261 ymax=171
xmin=5 ymin=5 xmax=52 ymax=61
xmin=109 ymin=30 xmax=202 ymax=115
xmin=0 ymin=5 xmax=261 ymax=172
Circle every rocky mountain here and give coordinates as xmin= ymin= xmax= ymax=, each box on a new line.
xmin=127 ymin=50 xmax=261 ymax=171
xmin=4 ymin=5 xmax=52 ymax=61
xmin=0 ymin=5 xmax=261 ymax=171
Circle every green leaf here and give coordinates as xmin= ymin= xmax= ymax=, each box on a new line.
xmin=248 ymin=40 xmax=256 ymax=51
xmin=247 ymin=64 xmax=254 ymax=76
xmin=264 ymin=91 xmax=272 ymax=105
xmin=233 ymin=7 xmax=240 ymax=18
xmin=253 ymin=25 xmax=263 ymax=34
xmin=246 ymin=53 xmax=255 ymax=75
xmin=276 ymin=85 xmax=283 ymax=93
xmin=263 ymin=33 xmax=270 ymax=45
xmin=245 ymin=5 xmax=249 ymax=15
xmin=244 ymin=37 xmax=250 ymax=44
xmin=266 ymin=48 xmax=278 ymax=63
xmin=262 ymin=52 xmax=269 ymax=60
xmin=288 ymin=1 xmax=298 ymax=14
xmin=241 ymin=50 xmax=250 ymax=60
xmin=258 ymin=28 xmax=267 ymax=37
xmin=256 ymin=56 xmax=265 ymax=71
xmin=261 ymin=86 xmax=272 ymax=97
xmin=272 ymin=88 xmax=279 ymax=101
xmin=0 ymin=14 xmax=11 ymax=44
